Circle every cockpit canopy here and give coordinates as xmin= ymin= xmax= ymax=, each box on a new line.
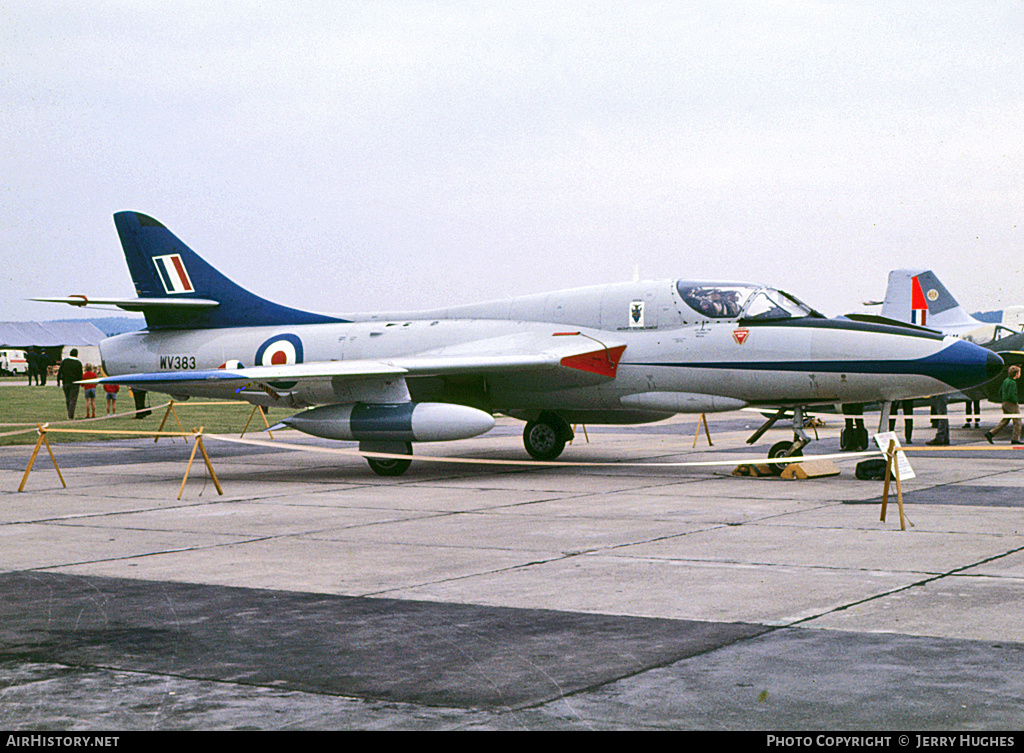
xmin=676 ymin=283 xmax=820 ymax=321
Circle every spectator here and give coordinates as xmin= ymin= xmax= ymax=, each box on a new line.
xmin=105 ymin=381 xmax=120 ymax=415
xmin=81 ymin=363 xmax=98 ymax=419
xmin=985 ymin=365 xmax=1022 ymax=445
xmin=56 ymin=348 xmax=84 ymax=420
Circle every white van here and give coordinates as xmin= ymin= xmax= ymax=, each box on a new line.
xmin=0 ymin=349 xmax=28 ymax=375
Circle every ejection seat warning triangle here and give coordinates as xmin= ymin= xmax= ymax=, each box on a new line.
xmin=873 ymin=432 xmax=916 ymax=480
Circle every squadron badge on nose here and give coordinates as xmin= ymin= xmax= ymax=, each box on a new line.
xmin=630 ymin=300 xmax=645 ymax=328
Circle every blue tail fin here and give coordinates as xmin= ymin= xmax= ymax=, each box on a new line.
xmin=114 ymin=211 xmax=345 ymax=330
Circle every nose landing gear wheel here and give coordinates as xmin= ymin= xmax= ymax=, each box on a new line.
xmin=768 ymin=440 xmax=803 ymax=476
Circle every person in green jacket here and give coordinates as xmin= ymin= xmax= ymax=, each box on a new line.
xmin=985 ymin=365 xmax=1022 ymax=445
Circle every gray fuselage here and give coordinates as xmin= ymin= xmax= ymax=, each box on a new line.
xmin=100 ymin=279 xmax=993 ymax=424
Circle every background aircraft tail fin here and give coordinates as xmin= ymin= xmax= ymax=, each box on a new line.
xmin=1002 ymin=306 xmax=1024 ymax=332
xmin=879 ymin=269 xmax=981 ymax=334
xmin=113 ymin=211 xmax=344 ymax=330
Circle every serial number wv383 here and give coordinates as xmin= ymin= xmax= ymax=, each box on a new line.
xmin=159 ymin=355 xmax=197 ymax=370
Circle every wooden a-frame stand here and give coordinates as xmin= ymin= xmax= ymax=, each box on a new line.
xmin=17 ymin=423 xmax=223 ymax=500
xmin=570 ymin=424 xmax=589 ymax=444
xmin=18 ymin=424 xmax=66 ymax=492
xmin=879 ymin=438 xmax=907 ymax=531
xmin=241 ymin=404 xmax=274 ymax=438
xmin=154 ymin=401 xmax=187 ymax=444
xmin=693 ymin=413 xmax=713 ymax=447
xmin=177 ymin=427 xmax=223 ymax=500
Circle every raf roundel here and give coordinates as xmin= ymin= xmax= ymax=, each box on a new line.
xmin=255 ymin=334 xmax=304 ymax=367
xmin=255 ymin=334 xmax=304 ymax=389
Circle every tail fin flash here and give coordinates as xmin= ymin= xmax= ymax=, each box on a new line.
xmin=114 ymin=212 xmax=344 ymax=330
xmin=880 ymin=269 xmax=982 ymax=336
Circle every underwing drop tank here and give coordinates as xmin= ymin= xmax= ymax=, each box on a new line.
xmin=276 ymin=402 xmax=496 ymax=442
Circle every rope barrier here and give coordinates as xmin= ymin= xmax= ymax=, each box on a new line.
xmin=204 ymin=432 xmax=882 ymax=468
xmin=0 ymin=426 xmax=42 ymax=439
xmin=739 ymin=407 xmax=1024 ymax=422
xmin=2 ymin=399 xmax=269 ymax=447
xmin=900 ymin=444 xmax=1024 ymax=451
xmin=0 ymin=402 xmax=172 ymax=427
xmin=14 ymin=421 xmax=889 ymax=500
xmin=0 ymin=399 xmax=262 ymax=429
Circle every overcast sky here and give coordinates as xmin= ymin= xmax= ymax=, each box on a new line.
xmin=2 ymin=1 xmax=1022 ymax=324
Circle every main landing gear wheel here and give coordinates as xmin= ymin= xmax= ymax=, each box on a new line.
xmin=768 ymin=440 xmax=803 ymax=476
xmin=523 ymin=412 xmax=573 ymax=461
xmin=363 ymin=441 xmax=413 ymax=476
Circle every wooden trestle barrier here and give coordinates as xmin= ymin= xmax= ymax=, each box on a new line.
xmin=693 ymin=413 xmax=713 ymax=447
xmin=241 ymin=404 xmax=274 ymax=438
xmin=177 ymin=427 xmax=223 ymax=499
xmin=18 ymin=424 xmax=66 ymax=493
xmin=154 ymin=401 xmax=187 ymax=443
xmin=879 ymin=438 xmax=906 ymax=531
xmin=18 ymin=423 xmax=223 ymax=500
xmin=151 ymin=400 xmax=273 ymax=443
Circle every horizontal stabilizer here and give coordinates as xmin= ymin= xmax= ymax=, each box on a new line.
xmin=31 ymin=296 xmax=219 ymax=311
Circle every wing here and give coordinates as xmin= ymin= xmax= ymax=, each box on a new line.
xmin=91 ymin=331 xmax=627 ymax=406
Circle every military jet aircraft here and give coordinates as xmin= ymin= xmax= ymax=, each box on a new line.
xmin=36 ymin=212 xmax=1003 ymax=475
xmin=868 ymin=268 xmax=1024 ymax=404
xmin=875 ymin=269 xmax=1023 ymax=344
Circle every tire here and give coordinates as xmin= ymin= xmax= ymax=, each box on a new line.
xmin=855 ymin=427 xmax=869 ymax=451
xmin=839 ymin=427 xmax=851 ymax=451
xmin=841 ymin=426 xmax=869 ymax=452
xmin=523 ymin=418 xmax=567 ymax=461
xmin=365 ymin=442 xmax=413 ymax=476
xmin=768 ymin=440 xmax=802 ymax=476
